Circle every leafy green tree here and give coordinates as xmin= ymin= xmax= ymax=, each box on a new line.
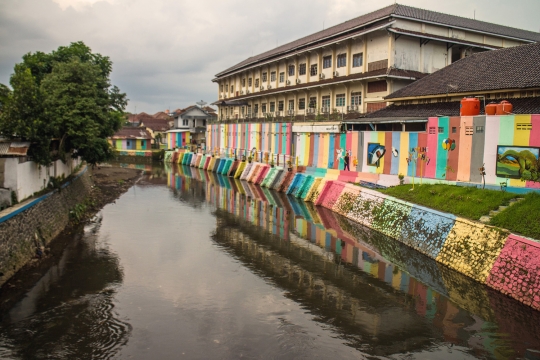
xmin=0 ymin=41 xmax=127 ymax=166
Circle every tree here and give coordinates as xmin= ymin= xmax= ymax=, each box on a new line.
xmin=0 ymin=42 xmax=127 ymax=166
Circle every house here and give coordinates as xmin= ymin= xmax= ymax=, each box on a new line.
xmin=138 ymin=117 xmax=173 ymax=148
xmin=170 ymin=106 xmax=214 ymax=150
xmin=109 ymin=127 xmax=152 ymax=150
xmin=212 ymin=3 xmax=540 ymax=122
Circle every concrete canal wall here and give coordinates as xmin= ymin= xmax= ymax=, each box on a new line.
xmin=0 ymin=166 xmax=93 ymax=286
xmin=165 ymin=150 xmax=540 ymax=312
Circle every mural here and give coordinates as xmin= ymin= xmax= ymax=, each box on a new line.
xmin=496 ymin=146 xmax=540 ymax=179
xmin=367 ymin=143 xmax=386 ymax=167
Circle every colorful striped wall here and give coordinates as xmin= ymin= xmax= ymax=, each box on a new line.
xmin=314 ymin=179 xmax=540 ymax=311
xmin=207 ymin=114 xmax=540 ymax=189
xmin=109 ymin=139 xmax=149 ymax=150
xmin=166 ymin=132 xmax=191 ymax=149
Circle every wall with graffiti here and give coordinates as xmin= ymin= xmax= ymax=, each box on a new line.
xmin=206 ymin=114 xmax=540 ymax=189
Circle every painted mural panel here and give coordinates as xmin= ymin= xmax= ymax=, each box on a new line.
xmin=496 ymin=145 xmax=540 ymax=181
xmin=367 ymin=143 xmax=386 ymax=167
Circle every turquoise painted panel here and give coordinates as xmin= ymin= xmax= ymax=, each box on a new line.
xmin=262 ymin=167 xmax=277 ymax=187
xmin=292 ymin=175 xmax=309 ymax=198
xmin=299 ymin=175 xmax=315 ymax=199
xmin=436 ymin=117 xmax=450 ymax=179
xmin=407 ymin=133 xmax=418 ymax=177
xmin=216 ymin=159 xmax=225 ymax=173
xmin=286 ymin=173 xmax=305 ymax=195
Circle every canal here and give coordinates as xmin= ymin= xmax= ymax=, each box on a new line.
xmin=1 ymin=164 xmax=540 ymax=359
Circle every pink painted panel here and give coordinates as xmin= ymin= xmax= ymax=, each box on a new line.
xmin=255 ymin=165 xmax=270 ymax=185
xmin=286 ymin=123 xmax=292 ymax=155
xmin=526 ymin=114 xmax=540 ymax=188
xmin=425 ymin=117 xmax=438 ymax=178
xmin=457 ymin=117 xmax=473 ymax=181
xmin=486 ymin=234 xmax=540 ymax=311
xmin=314 ymin=180 xmax=334 ymax=206
xmin=319 ymin=181 xmax=346 ymax=210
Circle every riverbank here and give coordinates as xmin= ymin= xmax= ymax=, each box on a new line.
xmin=0 ymin=166 xmax=142 ymax=314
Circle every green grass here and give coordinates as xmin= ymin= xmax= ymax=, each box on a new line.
xmin=490 ymin=192 xmax=540 ymax=239
xmin=378 ymin=184 xmax=520 ymax=220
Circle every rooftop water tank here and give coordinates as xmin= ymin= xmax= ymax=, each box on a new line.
xmin=496 ymin=100 xmax=513 ymax=115
xmin=485 ymin=102 xmax=498 ymax=116
xmin=460 ymin=97 xmax=480 ymax=116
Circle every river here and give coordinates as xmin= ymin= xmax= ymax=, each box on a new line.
xmin=0 ymin=164 xmax=539 ymax=359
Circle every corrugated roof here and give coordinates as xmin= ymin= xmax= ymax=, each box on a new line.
xmin=0 ymin=141 xmax=30 ymax=156
xmin=111 ymin=127 xmax=152 ymax=140
xmin=215 ymin=4 xmax=540 ymax=78
xmin=386 ymin=42 xmax=540 ymax=99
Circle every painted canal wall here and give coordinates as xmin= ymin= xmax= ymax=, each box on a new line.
xmin=314 ymin=179 xmax=540 ymax=311
xmin=207 ymin=114 xmax=540 ymax=190
xmin=0 ymin=166 xmax=93 ymax=287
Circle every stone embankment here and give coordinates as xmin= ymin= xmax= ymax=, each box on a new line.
xmin=0 ymin=166 xmax=92 ymax=286
xmin=167 ymin=150 xmax=540 ymax=312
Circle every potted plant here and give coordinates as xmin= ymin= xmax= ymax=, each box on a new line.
xmin=286 ymin=160 xmax=293 ymax=172
xmin=248 ymin=156 xmax=252 ymax=163
xmin=270 ymin=159 xmax=275 ymax=167
xmin=398 ymin=173 xmax=405 ymax=185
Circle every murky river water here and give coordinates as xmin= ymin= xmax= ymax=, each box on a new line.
xmin=1 ymin=164 xmax=540 ymax=359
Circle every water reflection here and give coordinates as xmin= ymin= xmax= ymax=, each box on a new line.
xmin=168 ymin=163 xmax=540 ymax=359
xmin=0 ymin=220 xmax=131 ymax=359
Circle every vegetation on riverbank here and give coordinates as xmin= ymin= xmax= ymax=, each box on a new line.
xmin=378 ymin=184 xmax=520 ymax=220
xmin=490 ymin=192 xmax=540 ymax=240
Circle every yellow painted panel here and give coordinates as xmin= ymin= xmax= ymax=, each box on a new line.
xmin=399 ymin=133 xmax=409 ymax=176
xmin=510 ymin=115 xmax=532 ymax=187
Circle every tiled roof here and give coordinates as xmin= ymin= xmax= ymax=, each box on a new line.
xmin=215 ymin=4 xmax=540 ymax=78
xmin=0 ymin=141 xmax=30 ymax=156
xmin=138 ymin=118 xmax=171 ymax=131
xmin=152 ymin=111 xmax=171 ymax=119
xmin=360 ymin=97 xmax=540 ymax=121
xmin=111 ymin=127 xmax=152 ymax=140
xmin=386 ymin=42 xmax=540 ymax=99
xmin=213 ymin=68 xmax=427 ymax=105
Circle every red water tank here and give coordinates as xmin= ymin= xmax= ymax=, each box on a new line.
xmin=496 ymin=100 xmax=513 ymax=115
xmin=460 ymin=97 xmax=480 ymax=116
xmin=485 ymin=102 xmax=498 ymax=116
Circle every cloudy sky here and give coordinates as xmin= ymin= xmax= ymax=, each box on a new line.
xmin=1 ymin=0 xmax=539 ymax=114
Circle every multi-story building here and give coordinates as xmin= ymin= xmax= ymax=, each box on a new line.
xmin=212 ymin=4 xmax=540 ymax=122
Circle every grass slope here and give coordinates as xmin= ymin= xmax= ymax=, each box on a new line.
xmin=379 ymin=184 xmax=519 ymax=220
xmin=490 ymin=192 xmax=540 ymax=240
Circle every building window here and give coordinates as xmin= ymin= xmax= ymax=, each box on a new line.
xmin=254 ymin=104 xmax=259 ymax=114
xmin=262 ymin=103 xmax=267 ymax=113
xmin=322 ymin=95 xmax=330 ymax=109
xmin=255 ymin=79 xmax=259 ymax=87
xmin=367 ymin=80 xmax=387 ymax=93
xmin=262 ymin=72 xmax=267 ymax=82
xmin=241 ymin=106 xmax=245 ymax=115
xmin=323 ymin=55 xmax=332 ymax=69
xmin=299 ymin=63 xmax=306 ymax=75
xmin=288 ymin=65 xmax=295 ymax=76
xmin=337 ymin=54 xmax=346 ymax=68
xmin=309 ymin=97 xmax=317 ymax=108
xmin=517 ymin=123 xmax=532 ymax=130
xmin=288 ymin=100 xmax=294 ymax=111
xmin=279 ymin=72 xmax=284 ymax=83
xmin=270 ymin=71 xmax=276 ymax=82
xmin=452 ymin=127 xmax=457 ymax=133
xmin=248 ymin=78 xmax=252 ymax=87
xmin=299 ymin=98 xmax=305 ymax=110
xmin=353 ymin=53 xmax=363 ymax=68
xmin=225 ymin=84 xmax=228 ymax=92
xmin=476 ymin=126 xmax=484 ymax=133
xmin=336 ymin=94 xmax=345 ymax=107
xmin=438 ymin=127 xmax=444 ymax=133
xmin=465 ymin=126 xmax=473 ymax=135
xmin=351 ymin=92 xmax=361 ymax=106
xmin=278 ymin=101 xmax=284 ymax=111
xmin=270 ymin=102 xmax=275 ymax=112
xmin=310 ymin=64 xmax=318 ymax=76
xmin=127 ymin=140 xmax=131 ymax=147
xmin=429 ymin=127 xmax=436 ymax=134
xmin=242 ymin=78 xmax=245 ymax=87
xmin=230 ymin=85 xmax=234 ymax=94
xmin=220 ymin=84 xmax=223 ymax=92
xmin=183 ymin=119 xmax=188 ymax=126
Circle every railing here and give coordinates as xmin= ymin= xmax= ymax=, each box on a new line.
xmin=206 ymin=147 xmax=298 ymax=168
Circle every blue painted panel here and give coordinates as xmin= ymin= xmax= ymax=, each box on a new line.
xmin=391 ymin=132 xmax=400 ymax=175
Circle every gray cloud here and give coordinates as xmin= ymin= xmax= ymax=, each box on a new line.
xmin=1 ymin=0 xmax=539 ymax=114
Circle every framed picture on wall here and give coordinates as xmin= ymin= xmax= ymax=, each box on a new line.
xmin=367 ymin=143 xmax=386 ymax=167
xmin=496 ymin=145 xmax=540 ymax=179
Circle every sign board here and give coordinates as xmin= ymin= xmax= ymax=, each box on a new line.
xmin=292 ymin=123 xmax=341 ymax=133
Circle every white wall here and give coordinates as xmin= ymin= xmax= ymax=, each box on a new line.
xmin=3 ymin=157 xmax=80 ymax=202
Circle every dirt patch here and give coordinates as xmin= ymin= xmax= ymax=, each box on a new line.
xmin=0 ymin=165 xmax=143 ymax=315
